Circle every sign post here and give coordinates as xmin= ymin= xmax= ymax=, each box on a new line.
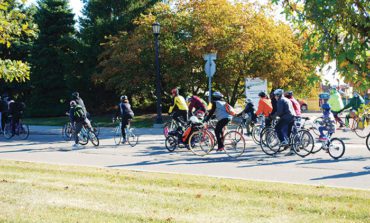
xmin=203 ymin=53 xmax=217 ymax=103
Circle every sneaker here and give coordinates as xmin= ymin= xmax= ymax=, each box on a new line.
xmin=216 ymin=147 xmax=224 ymax=152
xmin=72 ymin=144 xmax=80 ymax=149
xmin=285 ymin=150 xmax=295 ymax=156
xmin=121 ymin=139 xmax=126 ymax=144
xmin=319 ymin=137 xmax=328 ymax=141
xmin=280 ymin=140 xmax=289 ymax=147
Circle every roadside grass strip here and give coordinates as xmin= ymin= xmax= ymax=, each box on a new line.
xmin=0 ymin=160 xmax=369 ymax=223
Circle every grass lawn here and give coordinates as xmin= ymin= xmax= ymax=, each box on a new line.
xmin=0 ymin=160 xmax=369 ymax=223
xmin=24 ymin=114 xmax=159 ymax=128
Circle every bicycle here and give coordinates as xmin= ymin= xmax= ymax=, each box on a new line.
xmin=339 ymin=108 xmax=369 ymax=138
xmin=163 ymin=113 xmax=185 ymax=138
xmin=63 ymin=113 xmax=100 ymax=140
xmin=113 ymin=118 xmax=139 ymax=147
xmin=260 ymin=117 xmax=314 ymax=157
xmin=366 ymin=133 xmax=370 ymax=151
xmin=3 ymin=118 xmax=29 ymax=140
xmin=77 ymin=125 xmax=99 ymax=146
xmin=310 ymin=133 xmax=345 ymax=159
xmin=236 ymin=113 xmax=256 ymax=136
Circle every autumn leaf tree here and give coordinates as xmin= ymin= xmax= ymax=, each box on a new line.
xmin=98 ymin=0 xmax=316 ymax=107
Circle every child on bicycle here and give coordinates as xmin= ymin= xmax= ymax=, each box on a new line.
xmin=115 ymin=95 xmax=134 ymax=143
xmin=318 ymin=103 xmax=335 ymax=141
xmin=237 ymin=99 xmax=256 ymax=136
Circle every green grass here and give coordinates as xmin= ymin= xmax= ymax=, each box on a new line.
xmin=24 ymin=114 xmax=157 ymax=128
xmin=0 ymin=160 xmax=369 ymax=223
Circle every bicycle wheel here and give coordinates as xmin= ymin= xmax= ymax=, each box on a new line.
xmin=127 ymin=129 xmax=139 ymax=147
xmin=312 ymin=117 xmax=322 ymax=136
xmin=328 ymin=138 xmax=345 ymax=159
xmin=165 ymin=136 xmax=177 ymax=152
xmin=251 ymin=125 xmax=262 ymax=145
xmin=260 ymin=128 xmax=280 ymax=156
xmin=62 ymin=123 xmax=73 ymax=141
xmin=292 ymin=130 xmax=314 ymax=157
xmin=89 ymin=131 xmax=99 ymax=147
xmin=366 ymin=134 xmax=370 ymax=151
xmin=188 ymin=130 xmax=213 ymax=156
xmin=92 ymin=122 xmax=100 ymax=137
xmin=114 ymin=126 xmax=122 ymax=145
xmin=223 ymin=131 xmax=246 ymax=158
xmin=353 ymin=118 xmax=370 ymax=138
xmin=19 ymin=123 xmax=29 ymax=140
xmin=78 ymin=128 xmax=88 ymax=145
xmin=236 ymin=123 xmax=244 ymax=135
xmin=3 ymin=123 xmax=12 ymax=139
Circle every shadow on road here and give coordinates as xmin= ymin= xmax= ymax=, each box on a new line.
xmin=311 ymin=166 xmax=370 ymax=180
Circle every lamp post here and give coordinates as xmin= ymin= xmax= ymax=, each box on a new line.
xmin=152 ymin=22 xmax=163 ymax=124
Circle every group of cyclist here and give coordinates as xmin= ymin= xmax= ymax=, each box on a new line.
xmin=0 ymin=96 xmax=26 ymax=137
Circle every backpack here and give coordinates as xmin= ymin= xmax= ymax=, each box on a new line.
xmin=225 ymin=103 xmax=236 ymax=116
xmin=74 ymin=105 xmax=86 ymax=121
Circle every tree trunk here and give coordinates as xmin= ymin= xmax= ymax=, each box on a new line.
xmin=230 ymin=73 xmax=243 ymax=106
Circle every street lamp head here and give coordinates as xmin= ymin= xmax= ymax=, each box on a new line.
xmin=152 ymin=22 xmax=160 ymax=35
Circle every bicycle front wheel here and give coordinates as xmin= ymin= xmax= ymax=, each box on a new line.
xmin=223 ymin=131 xmax=246 ymax=158
xmin=188 ymin=130 xmax=213 ymax=156
xmin=328 ymin=138 xmax=345 ymax=159
xmin=353 ymin=118 xmax=370 ymax=138
xmin=260 ymin=128 xmax=279 ymax=156
xmin=92 ymin=122 xmax=100 ymax=137
xmin=251 ymin=125 xmax=262 ymax=145
xmin=292 ymin=130 xmax=314 ymax=157
xmin=89 ymin=131 xmax=99 ymax=147
xmin=62 ymin=123 xmax=73 ymax=141
xmin=19 ymin=124 xmax=29 ymax=140
xmin=236 ymin=123 xmax=244 ymax=135
xmin=127 ymin=129 xmax=139 ymax=147
xmin=78 ymin=128 xmax=88 ymax=145
xmin=3 ymin=123 xmax=12 ymax=139
xmin=366 ymin=134 xmax=370 ymax=151
xmin=114 ymin=126 xmax=122 ymax=145
xmin=312 ymin=117 xmax=322 ymax=136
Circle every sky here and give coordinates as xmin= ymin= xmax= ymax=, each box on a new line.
xmin=26 ymin=0 xmax=83 ymax=19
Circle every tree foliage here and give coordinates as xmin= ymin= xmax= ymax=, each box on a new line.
xmin=0 ymin=0 xmax=36 ymax=82
xmin=98 ymin=0 xmax=316 ymax=106
xmin=272 ymin=0 xmax=369 ymax=90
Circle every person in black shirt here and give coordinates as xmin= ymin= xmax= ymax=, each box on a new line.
xmin=8 ymin=100 xmax=26 ymax=136
xmin=115 ymin=95 xmax=134 ymax=143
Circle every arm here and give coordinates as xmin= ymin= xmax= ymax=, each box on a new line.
xmin=204 ymin=102 xmax=216 ymax=122
xmin=255 ymin=100 xmax=264 ymax=116
xmin=168 ymin=97 xmax=175 ymax=114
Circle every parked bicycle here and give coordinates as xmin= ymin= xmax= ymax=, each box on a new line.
xmin=114 ymin=118 xmax=139 ymax=147
xmin=310 ymin=133 xmax=345 ymax=159
xmin=3 ymin=118 xmax=29 ymax=140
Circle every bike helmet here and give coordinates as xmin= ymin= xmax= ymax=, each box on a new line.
xmin=72 ymin=92 xmax=79 ymax=98
xmin=273 ymin=89 xmax=284 ymax=97
xmin=120 ymin=95 xmax=128 ymax=101
xmin=70 ymin=100 xmax=77 ymax=107
xmin=171 ymin=88 xmax=178 ymax=96
xmin=246 ymin=99 xmax=253 ymax=103
xmin=285 ymin=91 xmax=293 ymax=98
xmin=321 ymin=103 xmax=331 ymax=111
xmin=212 ymin=91 xmax=224 ymax=100
xmin=258 ymin=92 xmax=266 ymax=97
xmin=186 ymin=96 xmax=192 ymax=103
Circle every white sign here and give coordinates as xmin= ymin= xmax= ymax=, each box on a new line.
xmin=203 ymin=53 xmax=217 ymax=77
xmin=245 ymin=78 xmax=268 ymax=107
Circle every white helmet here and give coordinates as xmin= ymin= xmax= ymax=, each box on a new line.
xmin=212 ymin=91 xmax=224 ymax=100
xmin=273 ymin=89 xmax=284 ymax=97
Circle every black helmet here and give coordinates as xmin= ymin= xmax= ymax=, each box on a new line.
xmin=285 ymin=91 xmax=293 ymax=98
xmin=258 ymin=92 xmax=266 ymax=97
xmin=273 ymin=89 xmax=284 ymax=97
xmin=212 ymin=91 xmax=224 ymax=100
xmin=120 ymin=95 xmax=128 ymax=101
xmin=72 ymin=92 xmax=79 ymax=98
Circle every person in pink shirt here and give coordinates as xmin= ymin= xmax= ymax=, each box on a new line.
xmin=285 ymin=91 xmax=301 ymax=117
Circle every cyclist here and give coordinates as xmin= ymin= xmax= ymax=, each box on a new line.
xmin=70 ymin=100 xmax=86 ymax=148
xmin=115 ymin=95 xmax=134 ymax=143
xmin=168 ymin=88 xmax=188 ymax=126
xmin=255 ymin=91 xmax=273 ymax=126
xmin=187 ymin=95 xmax=207 ymax=117
xmin=237 ymin=99 xmax=256 ymax=135
xmin=271 ymin=89 xmax=296 ymax=151
xmin=318 ymin=103 xmax=335 ymax=141
xmin=72 ymin=92 xmax=92 ymax=130
xmin=204 ymin=91 xmax=235 ymax=151
xmin=338 ymin=91 xmax=365 ymax=129
xmin=328 ymin=87 xmax=345 ymax=128
xmin=8 ymin=100 xmax=25 ymax=137
xmin=285 ymin=91 xmax=301 ymax=117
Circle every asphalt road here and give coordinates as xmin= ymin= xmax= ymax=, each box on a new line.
xmin=0 ymin=121 xmax=369 ymax=190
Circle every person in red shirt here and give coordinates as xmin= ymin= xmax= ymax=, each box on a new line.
xmin=285 ymin=91 xmax=301 ymax=117
xmin=186 ymin=95 xmax=207 ymax=116
xmin=255 ymin=92 xmax=273 ymax=126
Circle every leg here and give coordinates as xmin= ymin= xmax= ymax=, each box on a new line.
xmin=84 ymin=118 xmax=93 ymax=130
xmin=180 ymin=110 xmax=188 ymax=124
xmin=74 ymin=122 xmax=83 ymax=144
xmin=281 ymin=122 xmax=289 ymax=142
xmin=121 ymin=117 xmax=129 ymax=140
xmin=332 ymin=112 xmax=344 ymax=127
xmin=215 ymin=118 xmax=230 ymax=149
xmin=274 ymin=120 xmax=285 ymax=142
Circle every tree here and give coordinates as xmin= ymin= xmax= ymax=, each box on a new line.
xmin=76 ymin=0 xmax=160 ymax=113
xmin=0 ymin=0 xmax=36 ymax=82
xmin=98 ymin=0 xmax=316 ymax=107
xmin=28 ymin=0 xmax=76 ymax=116
xmin=272 ymin=0 xmax=369 ymax=91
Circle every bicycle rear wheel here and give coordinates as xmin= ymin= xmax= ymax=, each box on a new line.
xmin=3 ymin=123 xmax=12 ymax=139
xmin=188 ymin=130 xmax=213 ymax=156
xmin=127 ymin=129 xmax=139 ymax=147
xmin=114 ymin=126 xmax=122 ymax=145
xmin=89 ymin=131 xmax=99 ymax=147
xmin=223 ymin=131 xmax=246 ymax=158
xmin=328 ymin=138 xmax=345 ymax=159
xmin=19 ymin=123 xmax=29 ymax=140
xmin=292 ymin=130 xmax=314 ymax=157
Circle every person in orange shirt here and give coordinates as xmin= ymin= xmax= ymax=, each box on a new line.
xmin=255 ymin=92 xmax=273 ymax=126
